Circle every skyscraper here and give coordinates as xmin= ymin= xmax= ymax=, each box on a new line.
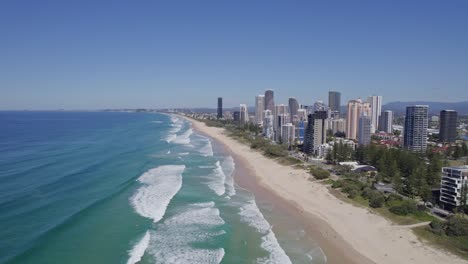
xmin=378 ymin=110 xmax=393 ymax=133
xmin=264 ymin=89 xmax=275 ymax=112
xmin=404 ymin=105 xmax=429 ymax=152
xmin=240 ymin=104 xmax=248 ymax=125
xmin=217 ymin=97 xmax=223 ymax=119
xmin=263 ymin=110 xmax=274 ymax=140
xmin=288 ymin=97 xmax=299 ymax=119
xmin=303 ymin=114 xmax=314 ymax=155
xmin=281 ymin=123 xmax=295 ymax=146
xmin=439 ymin=110 xmax=458 ymax=143
xmin=303 ymin=111 xmax=327 ymax=155
xmin=346 ymin=99 xmax=370 ymax=140
xmin=255 ymin=95 xmax=265 ymax=126
xmin=313 ymin=111 xmax=328 ymax=152
xmin=358 ymin=114 xmax=371 ymax=146
xmin=328 ymin=91 xmax=341 ymax=113
xmin=368 ymin=95 xmax=382 ymax=134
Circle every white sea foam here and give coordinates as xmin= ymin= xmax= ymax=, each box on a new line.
xmin=165 ymin=116 xmax=184 ymax=143
xmin=206 ymin=161 xmax=226 ymax=196
xmin=239 ymin=199 xmax=292 ymax=264
xmin=130 ymin=165 xmax=185 ymax=223
xmin=151 ymin=121 xmax=163 ymax=124
xmin=199 ymin=137 xmax=214 ymax=156
xmin=172 ymin=128 xmax=193 ymax=145
xmin=198 ymin=165 xmax=216 ymax=169
xmin=179 ymin=152 xmax=189 ymax=156
xmin=126 ymin=231 xmax=151 ymax=264
xmin=222 ymin=156 xmax=236 ymax=196
xmin=147 ymin=202 xmax=226 ymax=264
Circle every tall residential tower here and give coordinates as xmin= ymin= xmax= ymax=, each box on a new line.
xmin=255 ymin=95 xmax=265 ymax=126
xmin=328 ymin=91 xmax=341 ymax=113
xmin=403 ymin=105 xmax=428 ymax=152
xmin=439 ymin=110 xmax=458 ymax=143
xmin=368 ymin=95 xmax=382 ymax=134
xmin=264 ymin=90 xmax=275 ymax=112
xmin=217 ymin=97 xmax=223 ymax=119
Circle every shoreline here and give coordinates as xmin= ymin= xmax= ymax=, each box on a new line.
xmin=182 ymin=115 xmax=467 ymax=264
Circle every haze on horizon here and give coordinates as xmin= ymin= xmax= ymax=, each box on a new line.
xmin=1 ymin=0 xmax=467 ymax=110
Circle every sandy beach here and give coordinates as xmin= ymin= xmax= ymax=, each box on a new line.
xmin=184 ymin=116 xmax=467 ymax=264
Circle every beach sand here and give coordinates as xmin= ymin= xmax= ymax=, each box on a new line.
xmin=185 ymin=116 xmax=467 ymax=264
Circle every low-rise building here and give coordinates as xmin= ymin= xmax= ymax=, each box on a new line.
xmin=440 ymin=165 xmax=468 ymax=209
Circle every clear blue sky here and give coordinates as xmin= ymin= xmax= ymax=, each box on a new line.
xmin=1 ymin=0 xmax=467 ymax=110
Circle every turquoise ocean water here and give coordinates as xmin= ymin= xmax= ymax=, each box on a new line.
xmin=0 ymin=111 xmax=325 ymax=264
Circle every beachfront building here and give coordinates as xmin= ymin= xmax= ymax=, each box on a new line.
xmin=255 ymin=95 xmax=265 ymax=126
xmin=346 ymin=99 xmax=371 ymax=140
xmin=439 ymin=110 xmax=458 ymax=143
xmin=303 ymin=111 xmax=328 ymax=156
xmin=240 ymin=104 xmax=249 ymax=125
xmin=358 ymin=114 xmax=371 ymax=146
xmin=378 ymin=110 xmax=393 ymax=133
xmin=275 ymin=113 xmax=290 ymax=142
xmin=440 ymin=165 xmax=468 ymax=209
xmin=263 ymin=110 xmax=274 ymax=140
xmin=281 ymin=123 xmax=295 ymax=146
xmin=217 ymin=97 xmax=223 ymax=119
xmin=368 ymin=95 xmax=382 ymax=134
xmin=313 ymin=111 xmax=328 ymax=153
xmin=404 ymin=105 xmax=428 ymax=152
xmin=328 ymin=91 xmax=341 ymax=113
xmin=264 ymin=89 xmax=275 ymax=112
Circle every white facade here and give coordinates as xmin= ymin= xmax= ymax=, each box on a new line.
xmin=330 ymin=118 xmax=346 ymax=134
xmin=263 ymin=110 xmax=274 ymax=140
xmin=440 ymin=166 xmax=468 ymax=208
xmin=358 ymin=114 xmax=371 ymax=146
xmin=346 ymin=99 xmax=371 ymax=140
xmin=368 ymin=95 xmax=382 ymax=134
xmin=240 ymin=104 xmax=248 ymax=125
xmin=255 ymin=95 xmax=265 ymax=126
xmin=281 ymin=123 xmax=295 ymax=146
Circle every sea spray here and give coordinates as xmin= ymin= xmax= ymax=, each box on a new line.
xmin=239 ymin=199 xmax=292 ymax=264
xmin=126 ymin=231 xmax=151 ymax=264
xmin=147 ymin=202 xmax=226 ymax=264
xmin=130 ymin=165 xmax=185 ymax=223
xmin=206 ymin=161 xmax=226 ymax=196
xmin=222 ymin=156 xmax=236 ymax=196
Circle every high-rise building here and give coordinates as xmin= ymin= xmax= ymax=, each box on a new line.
xmin=440 ymin=165 xmax=468 ymax=209
xmin=367 ymin=95 xmax=382 ymax=133
xmin=263 ymin=110 xmax=274 ymax=140
xmin=275 ymin=113 xmax=290 ymax=142
xmin=358 ymin=114 xmax=371 ymax=146
xmin=303 ymin=114 xmax=314 ymax=155
xmin=281 ymin=123 xmax=295 ymax=146
xmin=313 ymin=111 xmax=328 ymax=153
xmin=439 ymin=110 xmax=458 ymax=143
xmin=264 ymin=89 xmax=275 ymax=112
xmin=303 ymin=111 xmax=327 ymax=155
xmin=217 ymin=97 xmax=223 ymax=119
xmin=404 ymin=105 xmax=429 ymax=152
xmin=296 ymin=109 xmax=307 ymax=122
xmin=378 ymin=110 xmax=393 ymax=133
xmin=330 ymin=118 xmax=346 ymax=135
xmin=288 ymin=97 xmax=299 ymax=119
xmin=328 ymin=91 xmax=341 ymax=113
xmin=233 ymin=111 xmax=240 ymax=123
xmin=313 ymin=100 xmax=327 ymax=112
xmin=346 ymin=99 xmax=371 ymax=140
xmin=240 ymin=104 xmax=249 ymax=125
xmin=255 ymin=95 xmax=265 ymax=126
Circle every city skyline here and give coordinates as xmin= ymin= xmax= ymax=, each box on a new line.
xmin=1 ymin=1 xmax=468 ymax=110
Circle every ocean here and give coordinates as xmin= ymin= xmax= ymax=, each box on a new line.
xmin=0 ymin=111 xmax=326 ymax=264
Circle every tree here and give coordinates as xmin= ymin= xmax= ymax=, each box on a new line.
xmin=369 ymin=192 xmax=386 ymax=208
xmin=419 ymin=183 xmax=433 ymax=205
xmin=427 ymin=153 xmax=443 ymax=187
xmin=460 ymin=180 xmax=468 ymax=217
